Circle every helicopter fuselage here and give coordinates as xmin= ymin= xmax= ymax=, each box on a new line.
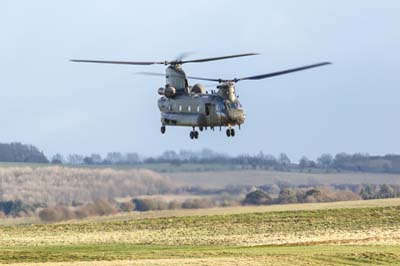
xmin=157 ymin=93 xmax=245 ymax=128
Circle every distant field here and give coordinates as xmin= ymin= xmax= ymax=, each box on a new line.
xmin=1 ymin=162 xmax=399 ymax=188
xmin=166 ymin=169 xmax=400 ymax=187
xmin=0 ymin=162 xmax=240 ymax=172
xmin=1 ymin=200 xmax=400 ymax=265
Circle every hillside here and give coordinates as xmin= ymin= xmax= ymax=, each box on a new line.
xmin=1 ymin=201 xmax=400 ymax=265
xmin=0 ymin=166 xmax=173 ymax=204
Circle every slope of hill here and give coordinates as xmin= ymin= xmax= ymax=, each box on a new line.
xmin=1 ymin=200 xmax=400 ymax=265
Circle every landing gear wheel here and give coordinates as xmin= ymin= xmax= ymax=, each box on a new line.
xmin=194 ymin=131 xmax=199 ymax=139
xmin=199 ymin=127 xmax=204 ymax=132
xmin=226 ymin=129 xmax=231 ymax=137
xmin=230 ymin=128 xmax=235 ymax=137
xmin=161 ymin=126 xmax=166 ymax=134
xmin=190 ymin=131 xmax=194 ymax=139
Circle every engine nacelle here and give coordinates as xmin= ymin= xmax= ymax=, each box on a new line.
xmin=191 ymin=83 xmax=206 ymax=94
xmin=164 ymin=86 xmax=176 ymax=97
xmin=158 ymin=87 xmax=165 ymax=95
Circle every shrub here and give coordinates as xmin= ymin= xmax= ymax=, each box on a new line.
xmin=92 ymin=199 xmax=116 ymax=216
xmin=0 ymin=200 xmax=44 ymax=217
xmin=277 ymin=189 xmax=298 ymax=204
xmin=39 ymin=206 xmax=75 ymax=222
xmin=132 ymin=198 xmax=156 ymax=212
xmin=168 ymin=200 xmax=181 ymax=210
xmin=243 ymin=190 xmax=271 ymax=205
xmin=119 ymin=201 xmax=136 ymax=212
xmin=181 ymin=198 xmax=213 ymax=209
xmin=131 ymin=198 xmax=169 ymax=212
xmin=39 ymin=208 xmax=60 ymax=222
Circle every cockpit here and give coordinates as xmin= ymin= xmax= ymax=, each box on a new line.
xmin=224 ymin=101 xmax=243 ymax=110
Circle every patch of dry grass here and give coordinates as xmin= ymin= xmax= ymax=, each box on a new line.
xmin=2 ymin=205 xmax=400 ymax=247
xmin=0 ymin=166 xmax=173 ymax=204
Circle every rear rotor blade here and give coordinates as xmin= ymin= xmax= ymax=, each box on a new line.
xmin=236 ymin=62 xmax=331 ymax=81
xmin=70 ymin=59 xmax=166 ymax=65
xmin=180 ymin=53 xmax=260 ymax=64
xmin=186 ymin=76 xmax=222 ymax=82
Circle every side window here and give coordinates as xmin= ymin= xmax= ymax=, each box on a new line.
xmin=179 ymin=105 xmax=182 ymax=112
xmin=188 ymin=106 xmax=191 ymax=112
xmin=169 ymin=105 xmax=172 ymax=111
xmin=197 ymin=106 xmax=200 ymax=113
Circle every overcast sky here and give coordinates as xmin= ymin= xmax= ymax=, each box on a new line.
xmin=1 ymin=1 xmax=400 ymax=160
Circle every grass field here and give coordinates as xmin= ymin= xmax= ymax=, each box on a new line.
xmin=1 ymin=200 xmax=400 ymax=265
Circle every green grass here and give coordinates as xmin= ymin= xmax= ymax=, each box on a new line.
xmin=0 ymin=244 xmax=399 ymax=265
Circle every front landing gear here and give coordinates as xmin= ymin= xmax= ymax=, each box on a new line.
xmin=226 ymin=128 xmax=235 ymax=137
xmin=190 ymin=127 xmax=199 ymax=140
xmin=161 ymin=125 xmax=166 ymax=134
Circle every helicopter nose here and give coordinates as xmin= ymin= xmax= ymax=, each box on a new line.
xmin=229 ymin=109 xmax=246 ymax=124
xmin=237 ymin=110 xmax=246 ymax=123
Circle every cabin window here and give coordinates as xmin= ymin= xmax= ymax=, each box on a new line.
xmin=179 ymin=105 xmax=182 ymax=112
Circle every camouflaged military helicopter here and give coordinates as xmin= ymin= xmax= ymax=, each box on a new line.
xmin=71 ymin=53 xmax=330 ymax=140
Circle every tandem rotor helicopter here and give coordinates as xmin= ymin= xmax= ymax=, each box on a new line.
xmin=71 ymin=53 xmax=331 ymax=140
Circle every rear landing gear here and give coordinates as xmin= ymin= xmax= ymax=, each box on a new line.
xmin=226 ymin=128 xmax=235 ymax=137
xmin=161 ymin=126 xmax=166 ymax=134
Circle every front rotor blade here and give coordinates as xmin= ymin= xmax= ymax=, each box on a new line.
xmin=137 ymin=72 xmax=166 ymax=77
xmin=174 ymin=51 xmax=195 ymax=61
xmin=237 ymin=62 xmax=331 ymax=81
xmin=70 ymin=59 xmax=165 ymax=65
xmin=138 ymin=72 xmax=222 ymax=82
xmin=180 ymin=53 xmax=260 ymax=64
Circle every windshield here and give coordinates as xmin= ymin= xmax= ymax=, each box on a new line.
xmin=225 ymin=101 xmax=242 ymax=110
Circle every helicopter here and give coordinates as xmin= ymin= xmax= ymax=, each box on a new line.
xmin=71 ymin=53 xmax=331 ymax=139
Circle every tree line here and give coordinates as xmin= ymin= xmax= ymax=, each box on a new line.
xmin=0 ymin=143 xmax=48 ymax=163
xmin=52 ymin=150 xmax=400 ymax=174
xmin=1 ymin=142 xmax=400 ymax=174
